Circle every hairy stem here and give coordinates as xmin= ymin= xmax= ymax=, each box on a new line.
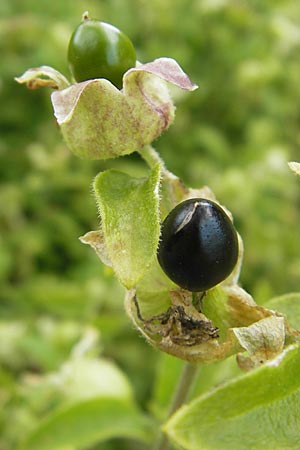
xmin=152 ymin=362 xmax=199 ymax=450
xmin=138 ymin=145 xmax=175 ymax=179
xmin=138 ymin=144 xmax=165 ymax=168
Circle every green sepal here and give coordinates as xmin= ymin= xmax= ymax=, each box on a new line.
xmin=51 ymin=58 xmax=197 ymax=159
xmin=93 ymin=165 xmax=161 ymax=289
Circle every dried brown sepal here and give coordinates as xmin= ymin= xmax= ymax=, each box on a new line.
xmin=234 ymin=316 xmax=286 ymax=370
xmin=125 ymin=288 xmax=242 ymax=364
xmin=79 ymin=230 xmax=112 ymax=267
xmin=125 ymin=281 xmax=298 ymax=366
xmin=15 ymin=66 xmax=70 ymax=90
xmin=132 ymin=290 xmax=219 ymax=347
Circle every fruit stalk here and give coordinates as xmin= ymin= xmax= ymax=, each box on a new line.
xmin=152 ymin=362 xmax=199 ymax=450
xmin=138 ymin=145 xmax=175 ymax=179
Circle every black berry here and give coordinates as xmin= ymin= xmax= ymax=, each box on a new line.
xmin=157 ymin=198 xmax=239 ymax=292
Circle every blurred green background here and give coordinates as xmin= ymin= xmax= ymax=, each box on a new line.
xmin=1 ymin=0 xmax=300 ymax=449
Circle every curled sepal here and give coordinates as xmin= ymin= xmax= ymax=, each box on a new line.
xmin=15 ymin=66 xmax=70 ymax=90
xmin=92 ymin=165 xmax=161 ymax=289
xmin=51 ymin=58 xmax=197 ymax=159
xmin=234 ymin=316 xmax=286 ymax=371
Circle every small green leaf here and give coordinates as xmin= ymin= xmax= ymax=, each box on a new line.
xmin=93 ymin=165 xmax=161 ymax=288
xmin=165 ymin=345 xmax=300 ymax=450
xmin=20 ymin=397 xmax=155 ymax=450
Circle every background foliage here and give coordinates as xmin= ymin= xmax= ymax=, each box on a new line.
xmin=1 ymin=0 xmax=300 ymax=449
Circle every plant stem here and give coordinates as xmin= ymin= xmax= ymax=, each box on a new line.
xmin=138 ymin=144 xmax=165 ymax=168
xmin=152 ymin=362 xmax=199 ymax=450
xmin=138 ymin=145 xmax=175 ymax=179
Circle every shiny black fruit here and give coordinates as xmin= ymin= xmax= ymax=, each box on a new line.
xmin=157 ymin=198 xmax=239 ymax=292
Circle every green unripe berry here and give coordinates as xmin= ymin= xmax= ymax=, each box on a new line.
xmin=68 ymin=14 xmax=136 ymax=88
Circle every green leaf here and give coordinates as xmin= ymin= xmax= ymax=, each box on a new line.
xmin=20 ymin=397 xmax=155 ymax=450
xmin=59 ymin=357 xmax=133 ymax=403
xmin=265 ymin=292 xmax=300 ymax=330
xmin=165 ymin=345 xmax=300 ymax=450
xmin=93 ymin=165 xmax=161 ymax=288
